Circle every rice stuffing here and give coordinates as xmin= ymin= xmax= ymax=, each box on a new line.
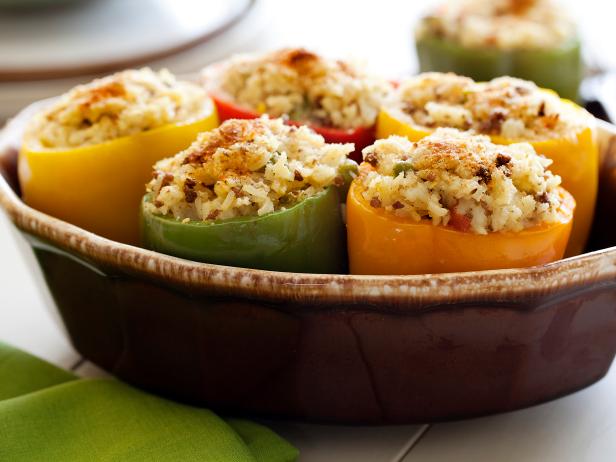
xmin=391 ymin=73 xmax=590 ymax=140
xmin=358 ymin=128 xmax=564 ymax=234
xmin=416 ymin=0 xmax=576 ymax=50
xmin=25 ymin=68 xmax=210 ymax=149
xmin=202 ymin=48 xmax=392 ymax=129
xmin=145 ymin=117 xmax=355 ymax=222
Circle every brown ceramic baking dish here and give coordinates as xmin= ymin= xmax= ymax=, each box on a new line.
xmin=2 ymin=101 xmax=616 ymax=424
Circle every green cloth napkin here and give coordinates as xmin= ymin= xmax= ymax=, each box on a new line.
xmin=0 ymin=342 xmax=298 ymax=462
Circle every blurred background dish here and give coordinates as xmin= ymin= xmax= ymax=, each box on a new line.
xmin=2 ymin=0 xmax=616 ymax=120
xmin=0 ymin=0 xmax=263 ymax=119
xmin=415 ymin=0 xmax=582 ymax=100
xmin=0 ymin=0 xmax=87 ymax=8
xmin=0 ymin=0 xmax=253 ymax=79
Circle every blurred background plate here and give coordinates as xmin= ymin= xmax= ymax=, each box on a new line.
xmin=0 ymin=0 xmax=84 ymax=8
xmin=0 ymin=0 xmax=268 ymax=120
xmin=0 ymin=0 xmax=253 ymax=80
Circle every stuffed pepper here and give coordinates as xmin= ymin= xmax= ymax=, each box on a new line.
xmin=376 ymin=73 xmax=597 ymax=256
xmin=141 ymin=117 xmax=356 ymax=273
xmin=201 ymin=48 xmax=392 ymax=162
xmin=19 ymin=68 xmax=219 ymax=244
xmin=415 ymin=0 xmax=582 ymax=100
xmin=347 ymin=129 xmax=574 ymax=275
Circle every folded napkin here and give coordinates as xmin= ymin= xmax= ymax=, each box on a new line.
xmin=0 ymin=342 xmax=298 ymax=462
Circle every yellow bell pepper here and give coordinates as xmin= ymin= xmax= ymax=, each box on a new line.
xmin=347 ymin=180 xmax=575 ymax=275
xmin=376 ymin=99 xmax=598 ymax=257
xmin=19 ymin=107 xmax=219 ymax=245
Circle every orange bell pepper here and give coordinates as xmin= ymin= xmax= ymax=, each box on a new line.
xmin=376 ymin=100 xmax=597 ymax=257
xmin=19 ymin=104 xmax=219 ymax=245
xmin=347 ymin=180 xmax=575 ymax=275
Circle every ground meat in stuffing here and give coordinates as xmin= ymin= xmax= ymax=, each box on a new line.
xmin=357 ymin=128 xmax=563 ymax=234
xmin=145 ymin=117 xmax=356 ymax=222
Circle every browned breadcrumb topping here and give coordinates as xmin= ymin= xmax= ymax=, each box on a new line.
xmin=357 ymin=129 xmax=563 ymax=234
xmin=180 ymin=118 xmax=271 ymax=175
xmin=80 ymin=81 xmax=127 ymax=107
xmin=24 ymin=68 xmax=210 ymax=149
xmin=145 ymin=117 xmax=355 ymax=221
xmin=202 ymin=48 xmax=392 ymax=129
xmin=391 ymin=73 xmax=590 ymax=140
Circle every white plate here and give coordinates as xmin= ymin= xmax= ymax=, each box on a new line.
xmin=0 ymin=0 xmax=252 ymax=79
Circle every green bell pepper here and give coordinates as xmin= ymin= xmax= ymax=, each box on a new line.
xmin=415 ymin=34 xmax=583 ymax=101
xmin=141 ymin=186 xmax=347 ymax=274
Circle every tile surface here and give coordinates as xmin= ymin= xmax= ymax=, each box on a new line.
xmin=265 ymin=422 xmax=427 ymax=462
xmin=0 ymin=211 xmax=78 ymax=368
xmin=404 ymin=366 xmax=616 ymax=462
xmin=73 ymin=360 xmax=112 ymax=378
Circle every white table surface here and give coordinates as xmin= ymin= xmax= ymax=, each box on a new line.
xmin=2 ymin=0 xmax=616 ymax=460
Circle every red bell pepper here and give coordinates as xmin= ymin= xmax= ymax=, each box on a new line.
xmin=210 ymin=94 xmax=374 ymax=163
